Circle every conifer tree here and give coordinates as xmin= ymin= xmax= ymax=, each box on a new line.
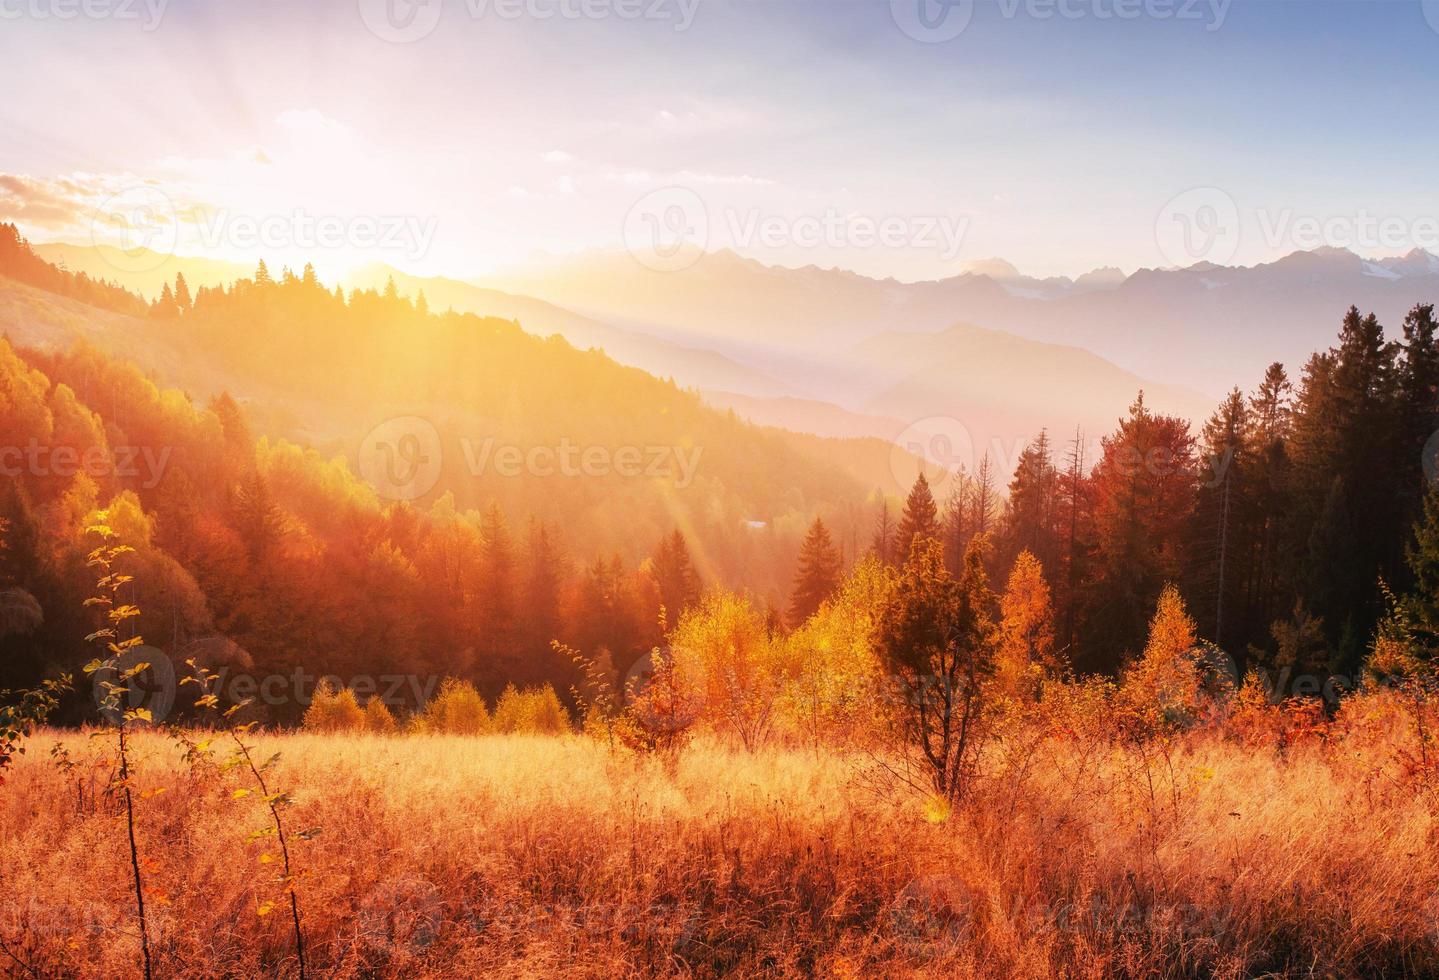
xmin=478 ymin=502 xmax=516 ymax=666
xmin=789 ymin=518 xmax=843 ymax=627
xmin=896 ymin=473 xmax=940 ymax=557
xmin=173 ymin=272 xmax=192 ymax=312
xmin=651 ymin=529 xmax=701 ymax=620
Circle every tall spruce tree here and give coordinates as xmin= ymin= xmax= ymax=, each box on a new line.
xmin=789 ymin=518 xmax=844 ymax=627
xmin=896 ymin=473 xmax=941 ymax=559
xmin=651 ymin=529 xmax=701 ymax=620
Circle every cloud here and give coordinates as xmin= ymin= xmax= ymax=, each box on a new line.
xmin=275 ymin=109 xmax=346 ymax=135
xmin=541 ymin=150 xmax=573 ymax=164
xmin=0 ymin=171 xmax=213 ymax=248
xmin=0 ymin=174 xmax=90 ymax=229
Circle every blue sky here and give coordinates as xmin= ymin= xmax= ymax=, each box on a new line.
xmin=2 ymin=0 xmax=1437 ymax=280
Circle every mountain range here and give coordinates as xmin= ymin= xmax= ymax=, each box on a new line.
xmin=33 ymin=239 xmax=1439 ymax=480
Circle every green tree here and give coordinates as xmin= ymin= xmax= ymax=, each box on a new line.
xmin=788 ymin=517 xmax=843 ymax=627
xmin=876 ymin=534 xmax=996 ymax=802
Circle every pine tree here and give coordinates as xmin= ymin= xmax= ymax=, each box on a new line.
xmin=871 ymin=499 xmax=896 ymax=566
xmin=1002 ymin=431 xmax=1060 ymax=574
xmin=651 ymin=529 xmax=700 ymax=619
xmin=789 ymin=518 xmax=843 ymax=627
xmin=1286 ymin=307 xmax=1400 ymax=671
xmin=254 ymin=259 xmax=273 ymax=285
xmin=477 ymin=502 xmax=516 ymax=667
xmin=522 ymin=519 xmax=564 ymax=664
xmin=1399 ymin=303 xmax=1439 ymax=536
xmin=970 ymin=454 xmax=997 ymax=540
xmin=173 ymin=272 xmax=192 ymax=313
xmin=152 ymin=281 xmax=179 ymax=319
xmin=941 ymin=485 xmax=969 ymax=573
xmin=1405 ymin=479 xmax=1439 ymax=641
xmin=1247 ymin=362 xmax=1293 ymax=635
xmin=896 ymin=473 xmax=940 ymax=558
xmin=1085 ymin=392 xmax=1197 ymax=671
xmin=1057 ymin=427 xmax=1090 ymax=659
xmin=1192 ymin=389 xmax=1251 ymax=648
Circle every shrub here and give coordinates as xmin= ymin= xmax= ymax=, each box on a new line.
xmin=303 ymin=681 xmax=365 ymax=732
xmin=363 ymin=698 xmax=397 ymax=734
xmin=493 ymin=684 xmax=571 ymax=735
xmin=420 ymin=678 xmax=491 ymax=735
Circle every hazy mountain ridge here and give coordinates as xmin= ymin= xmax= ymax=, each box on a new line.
xmin=483 ymin=246 xmax=1439 ymax=397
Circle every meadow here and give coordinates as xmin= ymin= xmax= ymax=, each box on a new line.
xmin=3 ymin=699 xmax=1437 ymax=979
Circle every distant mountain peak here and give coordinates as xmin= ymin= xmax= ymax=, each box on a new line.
xmin=961 ymin=257 xmax=1024 ymax=282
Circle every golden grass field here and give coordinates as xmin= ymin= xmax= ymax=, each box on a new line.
xmin=3 ymin=714 xmax=1438 ymax=979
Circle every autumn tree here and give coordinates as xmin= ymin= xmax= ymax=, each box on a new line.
xmin=1121 ymin=584 xmax=1204 ymax=729
xmin=994 ymin=550 xmax=1058 ymax=703
xmin=670 ymin=591 xmax=783 ymax=751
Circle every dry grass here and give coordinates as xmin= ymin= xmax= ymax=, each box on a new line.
xmin=2 ymin=723 xmax=1438 ymax=978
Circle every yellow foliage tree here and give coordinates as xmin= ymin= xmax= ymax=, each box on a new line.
xmin=364 ymin=697 xmax=397 ymax=734
xmin=670 ymin=591 xmax=785 ymax=751
xmin=1122 ymin=584 xmax=1204 ymax=729
xmin=419 ymin=678 xmax=491 ymax=735
xmin=781 ymin=556 xmax=893 ymax=745
xmin=994 ymin=551 xmax=1057 ymax=705
xmin=302 ymin=681 xmax=365 ymax=732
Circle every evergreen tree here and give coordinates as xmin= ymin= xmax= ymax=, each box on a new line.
xmin=969 ymin=454 xmax=997 ymax=540
xmin=896 ymin=473 xmax=940 ymax=557
xmin=254 ymin=259 xmax=273 ymax=285
xmin=651 ymin=529 xmax=700 ymax=620
xmin=522 ymin=519 xmax=564 ymax=668
xmin=1191 ymin=389 xmax=1251 ymax=648
xmin=1002 ymin=431 xmax=1060 ymax=574
xmin=1246 ymin=362 xmax=1294 ymax=636
xmin=871 ymin=499 xmax=896 ymax=566
xmin=1286 ymin=307 xmax=1400 ymax=671
xmin=941 ymin=485 xmax=969 ymax=573
xmin=789 ymin=518 xmax=843 ymax=627
xmin=173 ymin=272 xmax=192 ymax=313
xmin=477 ymin=502 xmax=516 ymax=666
xmin=1084 ymin=392 xmax=1196 ymax=671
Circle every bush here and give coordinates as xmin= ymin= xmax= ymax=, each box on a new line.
xmin=493 ymin=684 xmax=571 ymax=735
xmin=364 ymin=698 xmax=397 ymax=734
xmin=420 ymin=678 xmax=491 ymax=735
xmin=303 ymin=681 xmax=366 ymax=732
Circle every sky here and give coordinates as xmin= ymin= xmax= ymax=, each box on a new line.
xmin=3 ymin=0 xmax=1439 ymax=282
